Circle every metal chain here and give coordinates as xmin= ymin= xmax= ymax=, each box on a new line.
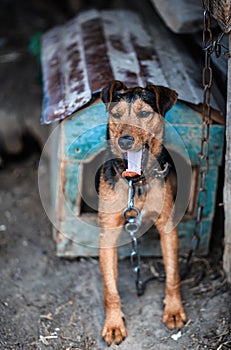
xmin=123 ymin=180 xmax=145 ymax=296
xmin=204 ymin=31 xmax=230 ymax=58
xmin=187 ymin=3 xmax=213 ymax=265
xmin=186 ymin=1 xmax=230 ymax=271
xmin=123 ymin=180 xmax=165 ymax=294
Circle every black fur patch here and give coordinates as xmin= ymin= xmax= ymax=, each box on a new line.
xmin=102 ymin=156 xmax=117 ymax=188
xmin=108 ymin=88 xmax=159 ymax=114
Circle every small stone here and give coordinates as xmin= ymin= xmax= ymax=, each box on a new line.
xmin=171 ymin=330 xmax=182 ymax=341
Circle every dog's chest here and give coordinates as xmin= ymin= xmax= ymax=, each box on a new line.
xmin=116 ymin=178 xmax=164 ymax=217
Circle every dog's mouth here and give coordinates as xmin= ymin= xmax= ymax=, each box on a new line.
xmin=122 ymin=146 xmax=149 ymax=178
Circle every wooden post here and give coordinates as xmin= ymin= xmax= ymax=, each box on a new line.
xmin=223 ymin=33 xmax=231 ymax=284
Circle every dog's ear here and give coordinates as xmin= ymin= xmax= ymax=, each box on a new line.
xmin=146 ymin=85 xmax=178 ymax=116
xmin=101 ymin=81 xmax=127 ymax=110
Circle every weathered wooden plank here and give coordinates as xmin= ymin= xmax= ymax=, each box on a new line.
xmin=138 ymin=3 xmax=224 ymax=114
xmin=205 ymin=0 xmax=231 ymax=33
xmin=150 ymin=0 xmax=203 ymax=34
xmin=223 ymin=33 xmax=231 ymax=283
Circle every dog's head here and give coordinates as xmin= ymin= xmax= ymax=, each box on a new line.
xmin=101 ymin=80 xmax=178 ymax=178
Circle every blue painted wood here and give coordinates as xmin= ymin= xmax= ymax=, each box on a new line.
xmin=62 ymin=103 xmax=107 ymax=161
xmin=56 ymin=217 xmax=213 ymax=257
xmin=54 ymin=100 xmax=224 ymax=257
xmin=63 ymin=162 xmax=80 ymax=215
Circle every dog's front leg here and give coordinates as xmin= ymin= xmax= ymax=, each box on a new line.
xmin=155 ymin=217 xmax=187 ymax=329
xmin=150 ymin=179 xmax=187 ymax=328
xmin=99 ymin=216 xmax=127 ymax=345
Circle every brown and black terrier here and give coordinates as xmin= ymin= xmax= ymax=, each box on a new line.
xmin=98 ymin=80 xmax=187 ymax=345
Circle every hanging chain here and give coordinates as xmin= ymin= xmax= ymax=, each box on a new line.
xmin=122 ymin=180 xmax=145 ymax=296
xmin=123 ymin=180 xmax=165 ymax=295
xmin=187 ymin=3 xmax=213 ymax=264
xmin=186 ymin=1 xmax=230 ymax=270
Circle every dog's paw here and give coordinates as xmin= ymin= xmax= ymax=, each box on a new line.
xmin=102 ymin=312 xmax=127 ymax=345
xmin=162 ymin=302 xmax=187 ymax=329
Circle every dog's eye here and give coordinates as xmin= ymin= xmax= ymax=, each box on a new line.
xmin=138 ymin=111 xmax=151 ymax=118
xmin=111 ymin=112 xmax=121 ymax=119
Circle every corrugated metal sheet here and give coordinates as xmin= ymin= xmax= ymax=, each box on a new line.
xmin=41 ymin=9 xmax=222 ymax=124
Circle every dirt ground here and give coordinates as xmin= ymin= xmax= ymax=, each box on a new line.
xmin=0 ymin=154 xmax=231 ymax=350
xmin=0 ymin=1 xmax=230 ymax=349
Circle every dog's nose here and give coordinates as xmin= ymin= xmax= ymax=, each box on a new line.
xmin=118 ymin=135 xmax=134 ymax=150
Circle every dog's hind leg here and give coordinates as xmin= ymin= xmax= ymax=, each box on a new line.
xmin=99 ymin=219 xmax=127 ymax=345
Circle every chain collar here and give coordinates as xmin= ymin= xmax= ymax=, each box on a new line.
xmin=114 ymin=160 xmax=170 ymax=185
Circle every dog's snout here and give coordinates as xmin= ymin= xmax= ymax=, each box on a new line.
xmin=118 ymin=135 xmax=134 ymax=150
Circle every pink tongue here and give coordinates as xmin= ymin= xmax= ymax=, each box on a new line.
xmin=122 ymin=150 xmax=142 ymax=178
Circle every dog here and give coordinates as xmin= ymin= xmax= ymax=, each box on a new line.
xmin=98 ymin=80 xmax=187 ymax=345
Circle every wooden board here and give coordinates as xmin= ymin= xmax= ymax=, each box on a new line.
xmin=223 ymin=33 xmax=231 ymax=283
xmin=150 ymin=0 xmax=203 ymax=33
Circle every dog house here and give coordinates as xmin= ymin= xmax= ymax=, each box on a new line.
xmin=41 ymin=9 xmax=224 ymax=257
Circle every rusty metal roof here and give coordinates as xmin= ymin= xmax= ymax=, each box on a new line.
xmin=41 ymin=9 xmax=223 ymax=124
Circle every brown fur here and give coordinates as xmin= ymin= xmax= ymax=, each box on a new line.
xmin=98 ymin=81 xmax=187 ymax=345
